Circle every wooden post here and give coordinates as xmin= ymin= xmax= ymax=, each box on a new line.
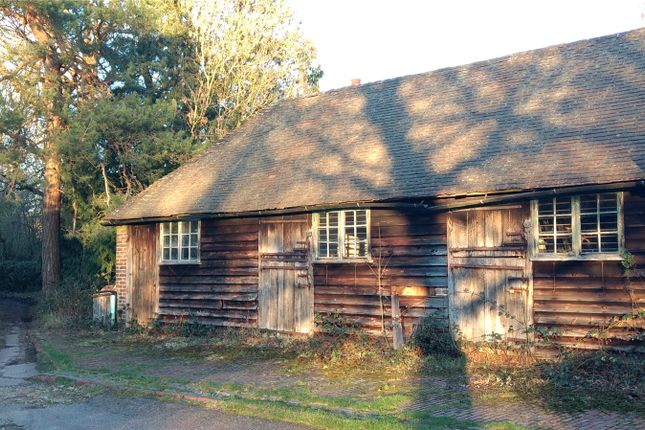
xmin=391 ymin=292 xmax=404 ymax=350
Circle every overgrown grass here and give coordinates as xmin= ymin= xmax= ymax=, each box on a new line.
xmin=70 ymin=324 xmax=645 ymax=409
xmin=209 ymin=397 xmax=484 ymax=430
xmin=193 ymin=381 xmax=413 ymax=415
xmin=38 ymin=321 xmax=645 ymax=427
xmin=512 ymin=350 xmax=645 ymax=413
xmin=37 ymin=337 xmax=79 ymax=373
xmin=38 ymin=281 xmax=94 ymax=330
xmin=37 ymin=329 xmax=494 ymax=430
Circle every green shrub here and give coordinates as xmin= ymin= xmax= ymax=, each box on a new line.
xmin=412 ymin=317 xmax=462 ymax=357
xmin=314 ymin=309 xmax=359 ymax=337
xmin=39 ymin=277 xmax=95 ymax=329
xmin=39 ymin=236 xmax=102 ymax=328
xmin=0 ymin=259 xmax=41 ymax=292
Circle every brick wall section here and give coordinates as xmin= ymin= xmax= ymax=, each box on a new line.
xmin=114 ymin=225 xmax=129 ymax=319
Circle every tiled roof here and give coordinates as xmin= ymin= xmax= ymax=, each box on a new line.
xmin=106 ymin=28 xmax=645 ymax=224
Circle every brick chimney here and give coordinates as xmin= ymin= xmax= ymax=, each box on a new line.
xmin=351 ymin=78 xmax=361 ymax=87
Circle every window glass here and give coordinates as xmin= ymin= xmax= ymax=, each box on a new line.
xmin=343 ymin=210 xmax=369 ymax=258
xmin=534 ymin=193 xmax=621 ymax=257
xmin=161 ymin=221 xmax=200 ymax=263
xmin=317 ymin=210 xmax=369 ymax=259
xmin=318 ymin=211 xmax=340 ymax=258
xmin=537 ymin=197 xmax=573 ymax=254
xmin=580 ymin=193 xmax=619 ymax=254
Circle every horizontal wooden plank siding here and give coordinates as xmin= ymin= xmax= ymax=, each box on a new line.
xmin=157 ymin=218 xmax=260 ymax=327
xmin=314 ymin=209 xmax=449 ymax=334
xmin=532 ymin=191 xmax=645 ymax=351
xmin=150 ymin=191 xmax=644 ymax=348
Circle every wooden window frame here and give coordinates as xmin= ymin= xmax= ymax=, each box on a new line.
xmin=530 ymin=193 xmax=623 ymax=261
xmin=312 ymin=209 xmax=372 ymax=263
xmin=159 ymin=220 xmax=201 ymax=265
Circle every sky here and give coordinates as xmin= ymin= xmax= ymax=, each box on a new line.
xmin=290 ymin=0 xmax=645 ymax=91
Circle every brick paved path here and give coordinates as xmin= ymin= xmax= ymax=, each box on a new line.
xmin=403 ymin=377 xmax=645 ymax=430
xmin=44 ymin=333 xmax=645 ymax=430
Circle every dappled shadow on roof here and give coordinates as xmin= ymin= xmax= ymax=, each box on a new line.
xmin=108 ymin=29 xmax=645 ymax=223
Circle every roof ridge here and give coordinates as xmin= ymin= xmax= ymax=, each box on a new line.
xmin=319 ymin=27 xmax=645 ymax=96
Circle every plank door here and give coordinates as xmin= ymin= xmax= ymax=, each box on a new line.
xmin=129 ymin=224 xmax=159 ymax=324
xmin=258 ymin=218 xmax=313 ymax=333
xmin=447 ymin=206 xmax=531 ymax=342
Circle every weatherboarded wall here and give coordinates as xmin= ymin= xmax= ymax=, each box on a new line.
xmin=154 ymin=209 xmax=448 ymax=331
xmin=313 ymin=209 xmax=449 ymax=334
xmin=157 ymin=218 xmax=260 ymax=327
xmin=136 ymin=192 xmax=645 ymax=350
xmin=532 ymin=191 xmax=645 ymax=351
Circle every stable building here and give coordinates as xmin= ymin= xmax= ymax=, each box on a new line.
xmin=105 ymin=29 xmax=645 ymax=351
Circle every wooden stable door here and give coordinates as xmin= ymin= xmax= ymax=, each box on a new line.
xmin=129 ymin=225 xmax=159 ymax=324
xmin=448 ymin=206 xmax=531 ymax=342
xmin=258 ymin=218 xmax=313 ymax=333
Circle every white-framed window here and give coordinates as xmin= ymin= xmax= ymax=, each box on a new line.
xmin=314 ymin=209 xmax=370 ymax=260
xmin=160 ymin=220 xmax=200 ymax=264
xmin=531 ymin=193 xmax=623 ymax=259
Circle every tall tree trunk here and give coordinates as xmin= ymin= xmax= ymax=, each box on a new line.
xmin=31 ymin=2 xmax=65 ymax=295
xmin=42 ymin=137 xmax=62 ymax=295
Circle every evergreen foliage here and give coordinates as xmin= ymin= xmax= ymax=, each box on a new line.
xmin=0 ymin=0 xmax=321 ymax=297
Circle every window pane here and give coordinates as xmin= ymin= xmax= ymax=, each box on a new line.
xmin=328 ymin=212 xmax=338 ymax=227
xmin=579 ymin=193 xmax=619 ymax=254
xmin=182 ymin=247 xmax=189 ymax=260
xmin=190 ymin=233 xmax=198 ymax=246
xmin=163 ymin=248 xmax=170 ymax=260
xmin=581 ymin=234 xmax=599 ymax=253
xmin=555 ymin=216 xmax=572 ymax=233
xmin=189 ymin=247 xmax=198 ymax=260
xmin=580 ymin=214 xmax=598 ymax=233
xmin=182 ymin=234 xmax=190 ymax=247
xmin=318 ymin=210 xmax=369 ymax=259
xmin=356 ymin=210 xmax=367 ymax=225
xmin=598 ymin=193 xmax=617 ymax=212
xmin=580 ymin=195 xmax=597 ymax=213
xmin=171 ymin=235 xmax=178 ymax=247
xmin=319 ymin=229 xmax=327 ymax=241
xmin=171 ymin=248 xmax=178 ymax=260
xmin=538 ymin=217 xmax=554 ymax=234
xmin=600 ymin=233 xmax=619 ymax=252
xmin=190 ymin=221 xmax=199 ymax=234
xmin=344 ymin=236 xmax=356 ymax=257
xmin=344 ymin=210 xmax=355 ymax=225
xmin=345 ymin=226 xmax=355 ymax=238
xmin=538 ymin=236 xmax=554 ymax=253
xmin=555 ymin=198 xmax=571 ymax=214
xmin=358 ymin=241 xmax=368 ymax=257
xmin=556 ymin=237 xmax=573 ymax=253
xmin=318 ymin=242 xmax=328 ymax=258
xmin=536 ymin=198 xmax=572 ymax=254
xmin=329 ymin=229 xmax=338 ymax=241
xmin=163 ymin=235 xmax=170 ymax=247
xmin=599 ymin=213 xmax=617 ymax=231
xmin=538 ymin=200 xmax=553 ymax=216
